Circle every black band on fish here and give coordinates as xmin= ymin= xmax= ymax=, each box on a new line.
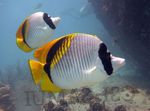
xmin=44 ymin=37 xmax=66 ymax=82
xmin=22 ymin=20 xmax=31 ymax=48
xmin=44 ymin=63 xmax=53 ymax=83
xmin=43 ymin=13 xmax=56 ymax=29
xmin=98 ymin=43 xmax=113 ymax=75
xmin=46 ymin=37 xmax=66 ymax=62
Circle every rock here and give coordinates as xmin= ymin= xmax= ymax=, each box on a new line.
xmin=43 ymin=101 xmax=55 ymax=111
xmin=89 ymin=102 xmax=105 ymax=111
xmin=78 ymin=93 xmax=94 ymax=103
xmin=90 ymin=96 xmax=101 ymax=104
xmin=88 ymin=0 xmax=150 ymax=77
xmin=80 ymin=88 xmax=92 ymax=95
xmin=0 ymin=84 xmax=15 ymax=111
xmin=145 ymin=89 xmax=150 ymax=95
xmin=65 ymin=88 xmax=94 ymax=104
xmin=53 ymin=106 xmax=65 ymax=111
xmin=59 ymin=99 xmax=68 ymax=107
xmin=102 ymin=86 xmax=120 ymax=96
xmin=78 ymin=88 xmax=92 ymax=100
xmin=114 ymin=105 xmax=126 ymax=111
xmin=0 ymin=85 xmax=10 ymax=97
xmin=53 ymin=106 xmax=70 ymax=111
xmin=42 ymin=86 xmax=150 ymax=111
xmin=43 ymin=99 xmax=70 ymax=111
xmin=122 ymin=85 xmax=139 ymax=94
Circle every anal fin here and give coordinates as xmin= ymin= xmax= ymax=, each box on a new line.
xmin=28 ymin=59 xmax=43 ymax=84
xmin=40 ymin=74 xmax=62 ymax=93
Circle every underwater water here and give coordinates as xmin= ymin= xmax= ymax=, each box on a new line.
xmin=0 ymin=0 xmax=150 ymax=111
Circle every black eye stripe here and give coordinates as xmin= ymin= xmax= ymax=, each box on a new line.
xmin=43 ymin=13 xmax=56 ymax=29
xmin=98 ymin=43 xmax=113 ymax=75
xmin=99 ymin=42 xmax=107 ymax=53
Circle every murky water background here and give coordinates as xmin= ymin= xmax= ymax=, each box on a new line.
xmin=0 ymin=0 xmax=150 ymax=111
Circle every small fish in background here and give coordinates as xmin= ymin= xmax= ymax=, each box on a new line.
xmin=16 ymin=12 xmax=61 ymax=52
xmin=28 ymin=33 xmax=125 ymax=93
xmin=60 ymin=2 xmax=94 ymax=19
xmin=34 ymin=3 xmax=43 ymax=10
xmin=79 ymin=2 xmax=94 ymax=17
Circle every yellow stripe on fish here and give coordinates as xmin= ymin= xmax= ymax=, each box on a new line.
xmin=34 ymin=33 xmax=75 ymax=64
xmin=16 ymin=19 xmax=33 ymax=52
xmin=50 ymin=34 xmax=75 ymax=70
xmin=33 ymin=39 xmax=60 ymax=63
xmin=29 ymin=33 xmax=75 ymax=92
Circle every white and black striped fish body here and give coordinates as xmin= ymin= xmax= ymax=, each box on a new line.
xmin=29 ymin=33 xmax=125 ymax=92
xmin=16 ymin=12 xmax=61 ymax=52
xmin=48 ymin=33 xmax=111 ymax=89
xmin=25 ymin=12 xmax=60 ymax=48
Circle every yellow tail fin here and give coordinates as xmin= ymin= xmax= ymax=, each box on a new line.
xmin=28 ymin=59 xmax=43 ymax=84
xmin=28 ymin=59 xmax=62 ymax=93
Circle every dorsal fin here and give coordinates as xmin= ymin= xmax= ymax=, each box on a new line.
xmin=34 ymin=37 xmax=63 ymax=63
xmin=34 ymin=33 xmax=76 ymax=63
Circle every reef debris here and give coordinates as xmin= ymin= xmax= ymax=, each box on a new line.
xmin=0 ymin=83 xmax=15 ymax=111
xmin=41 ymin=86 xmax=150 ymax=111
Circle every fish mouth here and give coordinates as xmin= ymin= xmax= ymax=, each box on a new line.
xmin=51 ymin=17 xmax=61 ymax=26
xmin=119 ymin=58 xmax=126 ymax=67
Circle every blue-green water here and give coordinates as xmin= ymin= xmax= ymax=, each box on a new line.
xmin=0 ymin=0 xmax=111 ymax=69
xmin=0 ymin=0 xmax=150 ymax=111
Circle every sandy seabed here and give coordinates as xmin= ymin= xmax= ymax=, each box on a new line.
xmin=10 ymin=75 xmax=150 ymax=111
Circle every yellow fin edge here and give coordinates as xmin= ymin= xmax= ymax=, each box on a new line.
xmin=34 ymin=33 xmax=76 ymax=63
xmin=28 ymin=59 xmax=62 ymax=93
xmin=16 ymin=20 xmax=33 ymax=52
xmin=33 ymin=37 xmax=63 ymax=63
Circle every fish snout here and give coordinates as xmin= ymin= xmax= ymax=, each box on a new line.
xmin=111 ymin=56 xmax=126 ymax=72
xmin=51 ymin=17 xmax=61 ymax=26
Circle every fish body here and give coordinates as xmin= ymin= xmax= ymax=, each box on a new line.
xmin=16 ymin=12 xmax=61 ymax=52
xmin=29 ymin=33 xmax=125 ymax=92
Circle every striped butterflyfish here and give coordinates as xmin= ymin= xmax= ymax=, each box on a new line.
xmin=16 ymin=12 xmax=61 ymax=52
xmin=28 ymin=33 xmax=125 ymax=93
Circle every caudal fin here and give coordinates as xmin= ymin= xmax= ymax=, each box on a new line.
xmin=28 ymin=59 xmax=62 ymax=93
xmin=28 ymin=59 xmax=43 ymax=84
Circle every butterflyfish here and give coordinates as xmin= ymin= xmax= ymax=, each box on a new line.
xmin=28 ymin=33 xmax=125 ymax=93
xmin=16 ymin=12 xmax=61 ymax=52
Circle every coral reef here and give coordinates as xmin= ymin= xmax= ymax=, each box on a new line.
xmin=0 ymin=83 xmax=15 ymax=111
xmin=88 ymin=0 xmax=150 ymax=45
xmin=88 ymin=0 xmax=150 ymax=79
xmin=114 ymin=105 xmax=126 ymax=111
xmin=41 ymin=86 xmax=150 ymax=111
